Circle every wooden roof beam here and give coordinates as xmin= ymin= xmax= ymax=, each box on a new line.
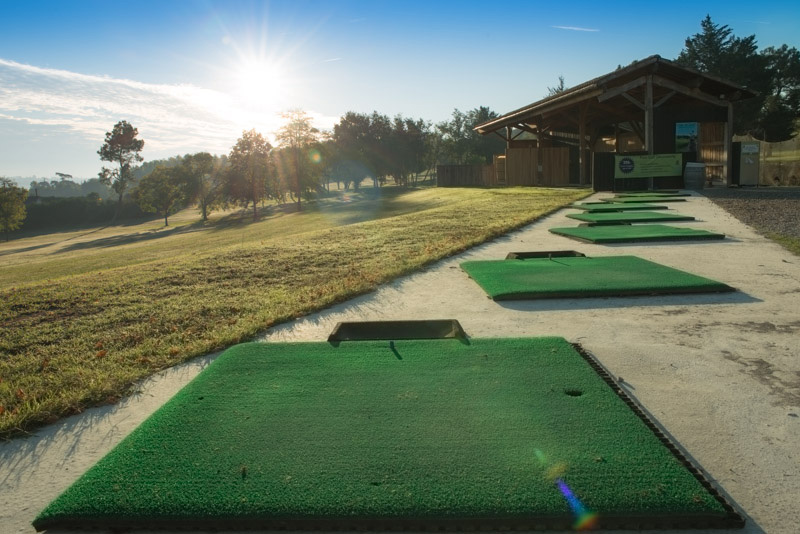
xmin=654 ymin=90 xmax=676 ymax=108
xmin=652 ymin=75 xmax=727 ymax=107
xmin=512 ymin=123 xmax=540 ymax=135
xmin=492 ymin=130 xmax=510 ymax=142
xmin=597 ymin=76 xmax=647 ymax=103
xmin=591 ymin=102 xmax=642 ymax=123
xmin=622 ymin=92 xmax=645 ymax=110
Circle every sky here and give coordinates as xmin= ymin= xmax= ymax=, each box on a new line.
xmin=1 ymin=0 xmax=798 ymax=183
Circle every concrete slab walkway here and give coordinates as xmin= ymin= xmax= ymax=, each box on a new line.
xmin=2 ymin=191 xmax=798 ymax=534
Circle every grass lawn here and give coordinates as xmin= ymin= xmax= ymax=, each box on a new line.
xmin=0 ymin=186 xmax=590 ymax=437
xmin=34 ymin=338 xmax=738 ymax=531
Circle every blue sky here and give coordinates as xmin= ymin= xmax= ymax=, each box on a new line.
xmin=1 ymin=0 xmax=798 ymax=181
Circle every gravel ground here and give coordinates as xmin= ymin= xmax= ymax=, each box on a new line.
xmin=701 ymin=186 xmax=800 ymax=239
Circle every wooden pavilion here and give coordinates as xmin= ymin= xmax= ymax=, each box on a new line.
xmin=471 ymin=55 xmax=756 ymax=191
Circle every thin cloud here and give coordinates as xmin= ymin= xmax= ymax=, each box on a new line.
xmin=323 ymin=57 xmax=342 ymax=63
xmin=0 ymin=58 xmax=338 ymax=163
xmin=552 ymin=25 xmax=599 ymax=32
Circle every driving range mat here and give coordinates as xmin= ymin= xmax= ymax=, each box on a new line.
xmin=33 ymin=338 xmax=742 ymax=531
xmin=461 ymin=255 xmax=733 ymax=300
xmin=566 ymin=211 xmax=695 ymax=224
xmin=550 ymin=224 xmax=726 ymax=243
xmin=569 ymin=202 xmax=669 ymax=212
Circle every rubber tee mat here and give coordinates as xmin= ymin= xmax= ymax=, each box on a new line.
xmin=550 ymin=224 xmax=726 ymax=243
xmin=33 ymin=338 xmax=742 ymax=531
xmin=566 ymin=211 xmax=695 ymax=224
xmin=460 ymin=255 xmax=733 ymax=300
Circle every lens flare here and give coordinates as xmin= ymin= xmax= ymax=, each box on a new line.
xmin=308 ymin=148 xmax=322 ymax=164
xmin=555 ymin=478 xmax=599 ymax=530
xmin=534 ymin=450 xmax=599 ymax=530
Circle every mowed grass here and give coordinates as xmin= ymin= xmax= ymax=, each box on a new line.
xmin=0 ymin=186 xmax=590 ymax=437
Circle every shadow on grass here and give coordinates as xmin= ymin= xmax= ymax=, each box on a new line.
xmin=207 ymin=189 xmax=437 ymax=233
xmin=54 ymin=220 xmax=210 ymax=254
xmin=0 ymin=242 xmax=54 ymax=257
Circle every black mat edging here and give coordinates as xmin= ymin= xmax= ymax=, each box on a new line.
xmin=328 ymin=319 xmax=467 ymax=341
xmin=571 ymin=343 xmax=746 ymax=530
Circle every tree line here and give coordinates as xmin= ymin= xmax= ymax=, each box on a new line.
xmin=95 ymin=107 xmax=505 ymax=225
xmin=1 ymin=105 xmax=502 ymax=237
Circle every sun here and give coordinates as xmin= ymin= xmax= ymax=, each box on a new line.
xmin=233 ymin=58 xmax=288 ymax=110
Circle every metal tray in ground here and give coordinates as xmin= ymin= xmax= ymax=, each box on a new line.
xmin=505 ymin=250 xmax=587 ymax=260
xmin=328 ymin=319 xmax=467 ymax=342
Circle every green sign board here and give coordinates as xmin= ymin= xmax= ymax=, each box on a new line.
xmin=614 ymin=154 xmax=683 ymax=179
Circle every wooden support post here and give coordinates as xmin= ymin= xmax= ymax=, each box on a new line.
xmin=725 ymin=102 xmax=733 ymax=185
xmin=506 ymin=126 xmax=512 ymax=149
xmin=645 ymin=75 xmax=654 ymax=190
xmin=578 ymin=103 xmax=588 ymax=185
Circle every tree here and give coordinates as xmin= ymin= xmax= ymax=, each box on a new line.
xmin=757 ymin=45 xmax=800 ymax=141
xmin=0 ymin=178 xmax=27 ymax=241
xmin=387 ymin=116 xmax=429 ymax=187
xmin=546 ymin=75 xmax=567 ymax=97
xmin=674 ymin=15 xmax=800 ymax=140
xmin=332 ymin=112 xmax=377 ymax=189
xmin=438 ymin=107 xmax=505 ymax=165
xmin=182 ymin=152 xmax=224 ymax=221
xmin=98 ymin=120 xmax=145 ymax=222
xmin=274 ymin=110 xmax=321 ymax=210
xmin=227 ymin=129 xmax=272 ymax=220
xmin=132 ymin=165 xmax=187 ymax=226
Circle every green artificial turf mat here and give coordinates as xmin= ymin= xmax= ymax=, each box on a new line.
xmin=549 ymin=224 xmax=726 ymax=243
xmin=608 ymin=196 xmax=687 ymax=203
xmin=461 ymin=256 xmax=733 ymax=300
xmin=569 ymin=202 xmax=669 ymax=212
xmin=566 ymin=211 xmax=695 ymax=224
xmin=34 ymin=338 xmax=741 ymax=531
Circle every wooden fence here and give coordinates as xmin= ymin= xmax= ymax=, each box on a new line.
xmin=505 ymin=147 xmax=570 ymax=186
xmin=437 ymin=165 xmax=494 ymax=187
xmin=437 ymin=147 xmax=572 ymax=188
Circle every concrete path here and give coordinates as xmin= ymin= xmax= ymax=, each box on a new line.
xmin=2 ymin=192 xmax=798 ymax=534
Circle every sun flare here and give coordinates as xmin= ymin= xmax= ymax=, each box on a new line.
xmin=233 ymin=58 xmax=288 ymax=110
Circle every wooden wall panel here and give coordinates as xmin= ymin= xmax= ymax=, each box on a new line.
xmin=436 ymin=165 xmax=493 ymax=187
xmin=506 ymin=148 xmax=537 ymax=186
xmin=541 ymin=148 xmax=570 ymax=186
xmin=700 ymin=122 xmax=725 ymax=181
